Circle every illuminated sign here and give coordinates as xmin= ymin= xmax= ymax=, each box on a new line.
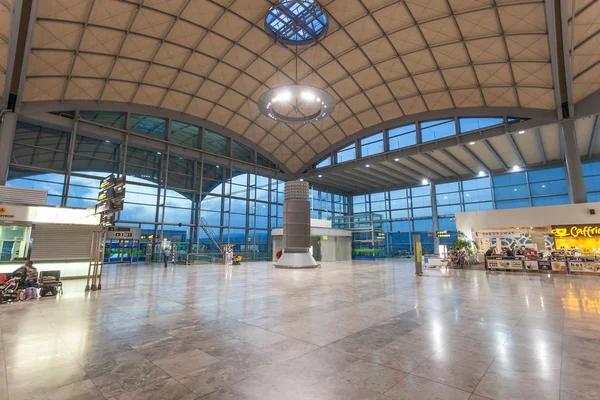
xmin=99 ymin=174 xmax=115 ymax=189
xmin=551 ymin=225 xmax=600 ymax=238
xmin=435 ymin=230 xmax=451 ymax=238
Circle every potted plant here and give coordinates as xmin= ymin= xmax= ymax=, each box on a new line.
xmin=452 ymin=230 xmax=479 ymax=255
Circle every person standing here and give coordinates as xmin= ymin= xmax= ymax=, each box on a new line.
xmin=163 ymin=247 xmax=171 ymax=268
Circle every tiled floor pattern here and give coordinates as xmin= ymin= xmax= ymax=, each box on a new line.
xmin=1 ymin=259 xmax=600 ymax=400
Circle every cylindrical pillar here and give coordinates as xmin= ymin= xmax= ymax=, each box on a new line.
xmin=430 ymin=183 xmax=440 ymax=254
xmin=0 ymin=111 xmax=18 ymax=185
xmin=561 ymin=120 xmax=588 ymax=203
xmin=275 ymin=180 xmax=318 ymax=268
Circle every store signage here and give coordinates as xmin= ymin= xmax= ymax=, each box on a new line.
xmin=551 ymin=225 xmax=600 ymax=238
xmin=0 ymin=207 xmax=16 ymax=219
xmin=568 ymin=259 xmax=600 ymax=273
xmin=322 ymin=236 xmax=328 ymax=241
xmin=435 ymin=230 xmax=451 ymax=238
xmin=476 ymin=231 xmax=522 ymax=238
xmin=487 ymin=258 xmax=523 ymax=270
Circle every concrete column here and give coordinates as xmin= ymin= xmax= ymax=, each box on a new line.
xmin=561 ymin=120 xmax=588 ymax=203
xmin=430 ymin=183 xmax=440 ymax=254
xmin=0 ymin=111 xmax=17 ymax=185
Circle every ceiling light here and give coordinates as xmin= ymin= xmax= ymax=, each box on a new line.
xmin=518 ymin=130 xmax=525 ymax=134
xmin=318 ymin=174 xmax=322 ymax=178
xmin=469 ymin=142 xmax=475 ymax=145
xmin=365 ymin=164 xmax=370 ymax=167
xmin=394 ymin=158 xmax=400 ymax=161
xmin=422 ymin=179 xmax=429 ymax=185
xmin=514 ymin=188 xmax=518 ymax=191
xmin=466 ymin=193 xmax=470 ymax=197
xmin=542 ymin=185 xmax=546 ymax=188
xmin=478 ymin=171 xmax=486 ymax=177
xmin=258 ymin=85 xmax=335 ymax=124
xmin=444 ymin=196 xmax=448 ymax=199
xmin=301 ymin=91 xmax=315 ymax=102
xmin=512 ymin=165 xmax=521 ymax=171
xmin=299 ymin=178 xmax=304 ymax=181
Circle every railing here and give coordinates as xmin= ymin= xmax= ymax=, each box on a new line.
xmin=186 ymin=251 xmax=273 ymax=265
xmin=200 ymin=217 xmax=223 ymax=254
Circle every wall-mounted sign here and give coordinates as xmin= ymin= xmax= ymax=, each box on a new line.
xmin=435 ymin=230 xmax=451 ymax=238
xmin=322 ymin=236 xmax=328 ymax=241
xmin=551 ymin=225 xmax=600 ymax=238
xmin=476 ymin=231 xmax=522 ymax=238
xmin=106 ymin=226 xmax=141 ymax=240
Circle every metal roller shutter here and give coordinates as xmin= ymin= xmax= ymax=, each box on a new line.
xmin=0 ymin=187 xmax=47 ymax=206
xmin=31 ymin=224 xmax=97 ymax=261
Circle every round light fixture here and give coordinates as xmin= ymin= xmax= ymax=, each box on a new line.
xmin=258 ymin=85 xmax=335 ymax=124
xmin=422 ymin=179 xmax=429 ymax=185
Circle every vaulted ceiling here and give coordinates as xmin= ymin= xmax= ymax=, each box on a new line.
xmin=2 ymin=0 xmax=600 ymax=176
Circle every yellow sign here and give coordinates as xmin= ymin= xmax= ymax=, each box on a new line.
xmin=322 ymin=236 xmax=328 ymax=241
xmin=552 ymin=225 xmax=600 ymax=238
xmin=415 ymin=242 xmax=422 ymax=263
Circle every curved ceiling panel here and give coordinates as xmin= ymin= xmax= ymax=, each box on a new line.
xmin=22 ymin=0 xmax=558 ymax=173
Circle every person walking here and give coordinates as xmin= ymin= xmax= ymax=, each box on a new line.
xmin=163 ymin=247 xmax=171 ymax=268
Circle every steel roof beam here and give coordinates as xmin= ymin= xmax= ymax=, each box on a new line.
xmin=328 ymin=171 xmax=382 ymax=191
xmin=367 ymin=164 xmax=412 ymax=184
xmin=370 ymin=163 xmax=416 ymax=183
xmin=406 ymin=156 xmax=445 ymax=179
xmin=422 ymin=153 xmax=460 ymax=177
xmin=482 ymin=139 xmax=508 ymax=170
xmin=381 ymin=161 xmax=422 ymax=182
xmin=309 ymin=176 xmax=359 ymax=193
xmin=588 ymin=115 xmax=600 ymax=158
xmin=506 ymin=134 xmax=526 ymax=166
xmin=534 ymin=128 xmax=547 ymax=164
xmin=460 ymin=145 xmax=490 ymax=172
xmin=439 ymin=149 xmax=475 ymax=175
xmin=344 ymin=168 xmax=404 ymax=187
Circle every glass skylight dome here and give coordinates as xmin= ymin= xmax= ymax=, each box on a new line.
xmin=265 ymin=0 xmax=328 ymax=45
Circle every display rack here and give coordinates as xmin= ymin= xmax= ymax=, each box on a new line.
xmin=332 ymin=213 xmax=386 ymax=259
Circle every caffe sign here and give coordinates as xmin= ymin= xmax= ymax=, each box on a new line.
xmin=551 ymin=225 xmax=600 ymax=238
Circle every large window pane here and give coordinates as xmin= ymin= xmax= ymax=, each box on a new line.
xmin=420 ymin=119 xmax=455 ymax=142
xmin=315 ymin=156 xmax=331 ymax=168
xmin=233 ymin=142 xmax=253 ymax=162
xmin=389 ymin=125 xmax=417 ymax=150
xmin=459 ymin=117 xmax=503 ymax=133
xmin=336 ymin=143 xmax=356 ymax=163
xmin=360 ymin=132 xmax=384 ymax=157
xmin=80 ymin=111 xmax=126 ymax=129
xmin=130 ymin=114 xmax=166 ymax=139
xmin=6 ymin=170 xmax=64 ymax=206
xmin=13 ymin=122 xmax=70 ymax=171
xmin=171 ymin=121 xmax=199 ymax=148
xmin=204 ymin=130 xmax=228 ymax=155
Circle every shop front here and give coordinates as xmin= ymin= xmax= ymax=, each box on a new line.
xmin=455 ymin=202 xmax=600 ymax=276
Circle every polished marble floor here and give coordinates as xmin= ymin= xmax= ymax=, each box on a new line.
xmin=1 ymin=259 xmax=600 ymax=400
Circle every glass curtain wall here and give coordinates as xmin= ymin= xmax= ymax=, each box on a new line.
xmin=351 ymin=165 xmax=578 ymax=256
xmin=7 ymin=117 xmax=330 ymax=263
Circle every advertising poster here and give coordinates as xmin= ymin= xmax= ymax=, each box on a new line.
xmin=524 ymin=260 xmax=539 ymax=270
xmin=538 ymin=260 xmax=553 ymax=271
xmin=551 ymin=261 xmax=568 ymax=272
xmin=487 ymin=258 xmax=522 ymax=270
xmin=568 ymin=260 xmax=600 ymax=273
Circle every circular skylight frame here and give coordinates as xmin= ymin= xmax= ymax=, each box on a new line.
xmin=257 ymin=85 xmax=335 ymax=124
xmin=265 ymin=0 xmax=329 ymax=46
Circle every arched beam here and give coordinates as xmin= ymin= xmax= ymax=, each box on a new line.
xmin=300 ymin=106 xmax=557 ymax=176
